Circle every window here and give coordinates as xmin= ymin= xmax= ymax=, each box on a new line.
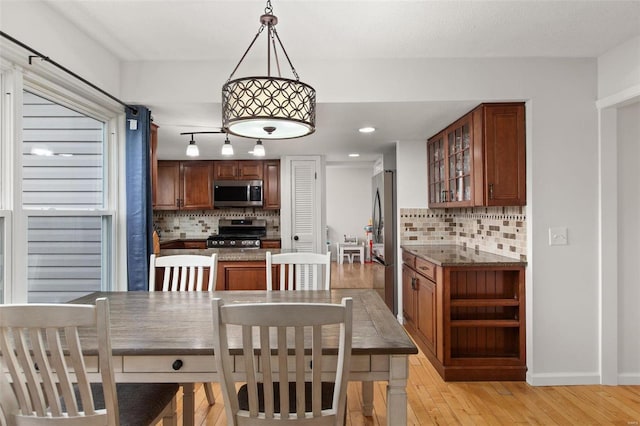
xmin=22 ymin=91 xmax=105 ymax=208
xmin=21 ymin=90 xmax=115 ymax=302
xmin=0 ymin=216 xmax=4 ymax=304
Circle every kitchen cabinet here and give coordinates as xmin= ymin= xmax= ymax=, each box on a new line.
xmin=263 ymin=160 xmax=280 ymax=209
xmin=260 ymin=239 xmax=281 ymax=249
xmin=159 ymin=240 xmax=207 ymax=249
xmin=402 ymin=248 xmax=526 ymax=381
xmin=155 ymin=161 xmax=213 ymax=210
xmin=214 ymin=160 xmax=263 ymax=180
xmin=402 ymin=255 xmax=439 ymax=360
xmin=217 ymin=261 xmax=280 ymax=291
xmin=427 ymin=102 xmax=525 ymax=207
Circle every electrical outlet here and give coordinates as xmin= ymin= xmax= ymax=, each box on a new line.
xmin=549 ymin=227 xmax=568 ymax=246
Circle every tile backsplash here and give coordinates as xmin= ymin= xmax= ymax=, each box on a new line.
xmin=400 ymin=206 xmax=527 ymax=261
xmin=153 ymin=209 xmax=280 ymax=240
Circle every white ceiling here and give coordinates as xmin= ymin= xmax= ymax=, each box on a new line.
xmin=40 ymin=0 xmax=640 ymax=162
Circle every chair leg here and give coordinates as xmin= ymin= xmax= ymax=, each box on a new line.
xmin=204 ymin=382 xmax=216 ymax=405
xmin=160 ymin=396 xmax=178 ymax=426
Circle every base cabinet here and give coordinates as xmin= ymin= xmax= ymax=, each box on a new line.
xmin=402 ymin=249 xmax=526 ymax=381
xmin=217 ymin=261 xmax=280 ymax=291
xmin=416 ymin=277 xmax=437 ymax=356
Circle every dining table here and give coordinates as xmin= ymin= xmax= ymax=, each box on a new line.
xmin=72 ymin=289 xmax=418 ymax=426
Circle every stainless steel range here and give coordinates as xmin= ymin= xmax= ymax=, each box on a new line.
xmin=206 ymin=219 xmax=266 ymax=248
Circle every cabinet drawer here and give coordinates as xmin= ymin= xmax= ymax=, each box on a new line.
xmin=415 ymin=257 xmax=436 ymax=280
xmin=402 ymin=251 xmax=416 ymax=268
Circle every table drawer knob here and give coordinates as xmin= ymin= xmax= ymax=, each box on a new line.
xmin=172 ymin=359 xmax=184 ymax=371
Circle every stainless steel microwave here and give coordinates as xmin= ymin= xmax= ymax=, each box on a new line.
xmin=213 ymin=180 xmax=263 ymax=208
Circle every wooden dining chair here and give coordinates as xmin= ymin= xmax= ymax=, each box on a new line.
xmin=265 ymin=252 xmax=331 ymax=291
xmin=0 ymin=298 xmax=178 ymax=426
xmin=148 ymin=253 xmax=218 ymax=406
xmin=148 ymin=253 xmax=218 ymax=291
xmin=211 ymin=297 xmax=353 ymax=425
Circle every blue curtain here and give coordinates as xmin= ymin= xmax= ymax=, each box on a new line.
xmin=125 ymin=106 xmax=152 ymax=291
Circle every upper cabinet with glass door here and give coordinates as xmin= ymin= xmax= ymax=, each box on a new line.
xmin=428 ymin=115 xmax=474 ymax=207
xmin=427 ymin=102 xmax=526 ymax=208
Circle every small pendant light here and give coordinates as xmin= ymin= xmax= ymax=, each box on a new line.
xmin=221 ymin=134 xmax=234 ymax=156
xmin=252 ymin=140 xmax=265 ymax=157
xmin=186 ymin=134 xmax=199 ymax=157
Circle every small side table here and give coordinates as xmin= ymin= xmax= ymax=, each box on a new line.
xmin=337 ymin=242 xmax=365 ymax=264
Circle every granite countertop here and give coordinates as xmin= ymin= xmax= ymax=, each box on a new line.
xmin=160 ymin=248 xmax=287 ymax=262
xmin=401 ymin=244 xmax=526 ymax=267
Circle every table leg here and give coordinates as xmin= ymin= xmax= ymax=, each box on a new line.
xmin=182 ymin=383 xmax=195 ymax=426
xmin=362 ymin=381 xmax=374 ymax=416
xmin=387 ymin=355 xmax=409 ymax=426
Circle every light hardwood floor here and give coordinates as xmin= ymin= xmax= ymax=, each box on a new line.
xmin=166 ymin=262 xmax=640 ymax=425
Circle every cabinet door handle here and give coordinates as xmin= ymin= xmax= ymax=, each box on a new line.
xmin=411 ymin=277 xmax=416 ymax=290
xmin=489 ymin=184 xmax=494 ymax=200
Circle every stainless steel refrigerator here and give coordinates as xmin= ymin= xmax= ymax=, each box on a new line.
xmin=372 ymin=170 xmax=396 ymax=315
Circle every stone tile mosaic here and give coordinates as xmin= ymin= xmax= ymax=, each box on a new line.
xmin=400 ymin=206 xmax=527 ymax=261
xmin=153 ymin=209 xmax=280 ymax=240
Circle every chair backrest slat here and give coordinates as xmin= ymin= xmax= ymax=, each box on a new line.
xmin=64 ymin=325 xmax=95 ymax=416
xmin=212 ymin=297 xmax=352 ymax=425
xmin=149 ymin=254 xmax=218 ymax=292
xmin=277 ymin=327 xmax=289 ymax=418
xmin=266 ymin=252 xmax=331 ymax=291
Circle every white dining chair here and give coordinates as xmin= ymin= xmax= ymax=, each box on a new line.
xmin=149 ymin=253 xmax=218 ymax=292
xmin=148 ymin=253 xmax=218 ymax=406
xmin=211 ymin=297 xmax=353 ymax=425
xmin=265 ymin=252 xmax=331 ymax=291
xmin=0 ymin=298 xmax=178 ymax=426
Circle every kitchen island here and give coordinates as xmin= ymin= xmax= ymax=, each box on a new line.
xmin=401 ymin=244 xmax=527 ymax=381
xmin=157 ymin=246 xmax=290 ymax=291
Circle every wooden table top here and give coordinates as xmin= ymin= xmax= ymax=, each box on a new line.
xmin=72 ymin=289 xmax=418 ymax=357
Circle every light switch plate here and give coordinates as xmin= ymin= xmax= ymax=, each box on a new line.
xmin=549 ymin=227 xmax=568 ymax=246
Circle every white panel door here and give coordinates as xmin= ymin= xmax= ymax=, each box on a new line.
xmin=291 ymin=159 xmax=319 ymax=253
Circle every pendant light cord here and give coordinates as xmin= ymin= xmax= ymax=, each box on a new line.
xmin=225 ymin=0 xmax=301 ymax=82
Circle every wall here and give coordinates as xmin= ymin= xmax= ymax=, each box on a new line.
xmin=597 ymin=36 xmax=640 ymax=385
xmin=325 ymin=163 xmax=373 ymax=259
xmin=0 ymin=1 xmax=121 ymax=96
xmin=379 ymin=59 xmax=600 ymax=385
xmin=617 ymin=102 xmax=640 ymax=382
xmin=597 ymin=36 xmax=640 ymax=99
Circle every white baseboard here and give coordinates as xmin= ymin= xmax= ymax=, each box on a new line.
xmin=618 ymin=373 xmax=640 ymax=385
xmin=526 ymin=371 xmax=600 ymax=386
xmin=526 ymin=371 xmax=640 ymax=386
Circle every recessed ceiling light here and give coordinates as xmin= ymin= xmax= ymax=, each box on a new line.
xmin=358 ymin=126 xmax=375 ymax=133
xmin=348 ymin=153 xmax=360 ymax=158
